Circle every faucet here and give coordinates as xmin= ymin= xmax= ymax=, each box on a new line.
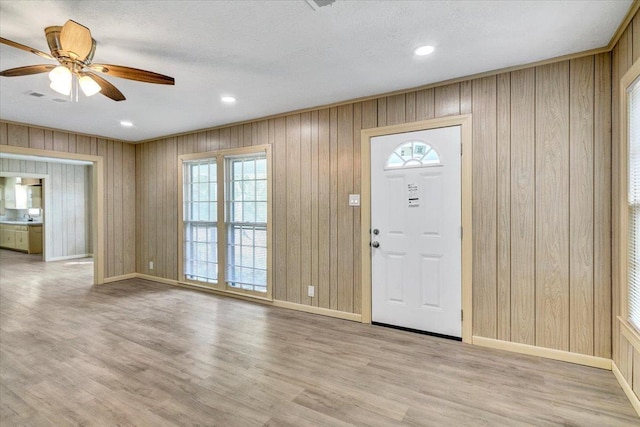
xmin=23 ymin=213 xmax=32 ymax=221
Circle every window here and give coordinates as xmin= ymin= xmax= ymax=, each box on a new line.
xmin=180 ymin=146 xmax=271 ymax=298
xmin=183 ymin=159 xmax=218 ymax=284
xmin=385 ymin=140 xmax=440 ymax=169
xmin=226 ymin=155 xmax=268 ymax=292
xmin=628 ymin=76 xmax=640 ymax=330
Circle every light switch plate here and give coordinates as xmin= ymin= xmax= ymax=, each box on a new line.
xmin=349 ymin=194 xmax=360 ymax=207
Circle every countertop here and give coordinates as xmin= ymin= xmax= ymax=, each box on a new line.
xmin=0 ymin=220 xmax=43 ymax=225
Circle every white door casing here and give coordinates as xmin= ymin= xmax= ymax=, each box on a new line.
xmin=370 ymin=126 xmax=462 ymax=337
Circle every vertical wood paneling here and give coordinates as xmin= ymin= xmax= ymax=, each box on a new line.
xmin=337 ymin=104 xmax=354 ymax=313
xmin=286 ymin=115 xmax=301 ymax=304
xmin=351 ymin=102 xmax=367 ymax=315
xmin=29 ymin=128 xmax=45 ymax=150
xmin=53 ymin=131 xmax=69 ymax=152
xmin=113 ymin=141 xmax=124 ymax=276
xmin=106 ymin=141 xmax=115 ymax=277
xmin=317 ymin=109 xmax=331 ymax=309
xmin=535 ymin=61 xmax=570 ymax=351
xmin=496 ymin=73 xmax=511 ymax=341
xmin=300 ymin=113 xmax=312 ymax=306
xmin=76 ymin=135 xmax=91 ymax=154
xmin=123 ymin=143 xmax=135 ymax=275
xmin=594 ymin=53 xmax=612 ymax=359
xmin=510 ymin=68 xmax=536 ymax=345
xmin=0 ymin=122 xmax=7 ymax=145
xmin=386 ymin=94 xmax=405 ymax=125
xmin=67 ymin=134 xmax=76 ymax=153
xmin=415 ymin=88 xmax=435 ymax=121
xmin=569 ymin=56 xmax=595 ymax=355
xmin=147 ymin=140 xmax=158 ymax=277
xmin=51 ymin=163 xmax=63 ymax=257
xmin=136 ymin=143 xmax=143 ymax=274
xmin=329 ymin=107 xmax=339 ymax=310
xmin=44 ymin=130 xmax=53 ymax=151
xmin=310 ymin=111 xmax=320 ymax=307
xmin=435 ymin=83 xmax=460 ymax=117
xmin=167 ymin=138 xmax=178 ymax=280
xmin=460 ymin=81 xmax=472 ymax=115
xmin=158 ymin=140 xmax=167 ymax=279
xmin=377 ymin=98 xmax=387 ymax=127
xmin=273 ymin=117 xmax=287 ymax=301
xmin=405 ymin=92 xmax=416 ymax=122
xmin=634 ymin=349 xmax=640 ymax=398
xmin=8 ymin=124 xmax=29 ymax=147
xmin=472 ymin=76 xmax=498 ymax=338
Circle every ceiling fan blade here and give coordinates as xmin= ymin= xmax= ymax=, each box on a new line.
xmin=59 ymin=20 xmax=93 ymax=61
xmin=90 ymin=63 xmax=174 ymax=85
xmin=0 ymin=37 xmax=54 ymax=60
xmin=0 ymin=64 xmax=56 ymax=77
xmin=81 ymin=72 xmax=125 ymax=101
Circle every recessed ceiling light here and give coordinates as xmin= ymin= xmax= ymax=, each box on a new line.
xmin=120 ymin=120 xmax=134 ymax=127
xmin=221 ymin=96 xmax=236 ymax=103
xmin=414 ymin=45 xmax=435 ymax=56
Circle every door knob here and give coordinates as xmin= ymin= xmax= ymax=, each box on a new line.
xmin=371 ymin=241 xmax=380 ymax=248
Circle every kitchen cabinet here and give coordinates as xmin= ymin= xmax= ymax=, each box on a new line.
xmin=1 ymin=227 xmax=16 ymax=248
xmin=0 ymin=224 xmax=42 ymax=254
xmin=15 ymin=230 xmax=29 ymax=251
xmin=29 ymin=225 xmax=43 ymax=253
xmin=4 ymin=178 xmax=28 ymax=209
xmin=30 ymin=186 xmax=41 ymax=209
xmin=3 ymin=178 xmax=40 ymax=209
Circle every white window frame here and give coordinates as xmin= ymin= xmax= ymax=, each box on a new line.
xmin=178 ymin=145 xmax=272 ymax=300
xmin=620 ymin=58 xmax=640 ymax=347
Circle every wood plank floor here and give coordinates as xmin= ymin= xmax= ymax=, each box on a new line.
xmin=0 ymin=249 xmax=637 ymax=426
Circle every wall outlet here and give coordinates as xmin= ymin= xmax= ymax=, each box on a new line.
xmin=149 ymin=261 xmax=154 ymax=270
xmin=308 ymin=285 xmax=315 ymax=298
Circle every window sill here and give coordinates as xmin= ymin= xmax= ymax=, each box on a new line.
xmin=619 ymin=316 xmax=640 ymax=353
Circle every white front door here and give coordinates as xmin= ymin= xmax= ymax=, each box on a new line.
xmin=370 ymin=126 xmax=461 ymax=337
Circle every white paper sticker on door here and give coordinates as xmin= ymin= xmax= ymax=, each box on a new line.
xmin=408 ymin=183 xmax=419 ymax=207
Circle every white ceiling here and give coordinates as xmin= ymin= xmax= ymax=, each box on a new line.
xmin=0 ymin=0 xmax=632 ymax=143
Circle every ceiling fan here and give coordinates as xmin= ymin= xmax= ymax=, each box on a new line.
xmin=0 ymin=20 xmax=174 ymax=101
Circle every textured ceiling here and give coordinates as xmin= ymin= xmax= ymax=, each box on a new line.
xmin=0 ymin=0 xmax=632 ymax=142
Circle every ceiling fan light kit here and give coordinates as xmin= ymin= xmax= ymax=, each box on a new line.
xmin=0 ymin=19 xmax=174 ymax=102
xmin=48 ymin=65 xmax=72 ymax=95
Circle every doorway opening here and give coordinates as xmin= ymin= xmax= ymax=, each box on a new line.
xmin=0 ymin=147 xmax=104 ymax=284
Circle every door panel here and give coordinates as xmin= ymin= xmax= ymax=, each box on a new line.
xmin=420 ymin=255 xmax=441 ymax=308
xmin=371 ymin=126 xmax=461 ymax=337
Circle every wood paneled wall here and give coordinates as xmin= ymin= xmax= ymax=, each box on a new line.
xmin=137 ymin=52 xmax=612 ymax=357
xmin=0 ymin=122 xmax=135 ymax=279
xmin=612 ymin=8 xmax=640 ymax=402
xmin=0 ymin=159 xmax=92 ymax=259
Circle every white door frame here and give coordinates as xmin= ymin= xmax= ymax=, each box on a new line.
xmin=0 ymin=145 xmax=105 ymax=284
xmin=360 ymin=115 xmax=473 ymax=343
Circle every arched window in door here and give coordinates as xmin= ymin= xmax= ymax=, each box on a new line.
xmin=385 ymin=140 xmax=440 ymax=169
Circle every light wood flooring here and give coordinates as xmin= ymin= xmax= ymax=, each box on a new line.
xmin=0 ymin=249 xmax=637 ymax=426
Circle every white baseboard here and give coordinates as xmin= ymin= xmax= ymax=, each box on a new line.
xmin=134 ymin=273 xmax=361 ymax=322
xmin=48 ymin=253 xmax=93 ymax=262
xmin=272 ymin=300 xmax=362 ymax=322
xmin=102 ymin=273 xmax=137 ymax=283
xmin=472 ymin=336 xmax=612 ymax=370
